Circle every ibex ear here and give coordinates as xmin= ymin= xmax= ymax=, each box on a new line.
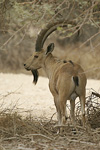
xmin=45 ymin=43 xmax=54 ymax=55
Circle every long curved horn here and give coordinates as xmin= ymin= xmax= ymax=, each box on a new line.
xmin=33 ymin=20 xmax=77 ymax=84
xmin=35 ymin=20 xmax=77 ymax=51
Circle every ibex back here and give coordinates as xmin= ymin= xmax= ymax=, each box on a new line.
xmin=24 ymin=20 xmax=87 ymax=132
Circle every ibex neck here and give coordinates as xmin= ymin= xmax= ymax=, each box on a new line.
xmin=43 ymin=54 xmax=57 ymax=78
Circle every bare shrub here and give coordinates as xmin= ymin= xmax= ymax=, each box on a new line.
xmin=0 ymin=89 xmax=100 ymax=149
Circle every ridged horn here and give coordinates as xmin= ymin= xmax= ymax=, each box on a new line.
xmin=35 ymin=20 xmax=77 ymax=51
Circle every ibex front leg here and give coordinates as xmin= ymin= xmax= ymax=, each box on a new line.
xmin=59 ymin=94 xmax=67 ymax=133
xmin=49 ymin=85 xmax=62 ymax=130
xmin=54 ymin=96 xmax=61 ymax=126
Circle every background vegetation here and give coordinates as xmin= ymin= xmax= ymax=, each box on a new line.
xmin=0 ymin=0 xmax=100 ymax=79
xmin=0 ymin=1 xmax=100 ymax=149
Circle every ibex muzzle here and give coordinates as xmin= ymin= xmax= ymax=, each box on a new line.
xmin=24 ymin=20 xmax=87 ymax=133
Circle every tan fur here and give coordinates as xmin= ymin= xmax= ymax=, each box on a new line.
xmin=24 ymin=48 xmax=87 ymax=132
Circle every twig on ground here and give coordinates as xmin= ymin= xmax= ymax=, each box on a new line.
xmin=24 ymin=134 xmax=53 ymax=141
xmin=92 ymin=92 xmax=100 ymax=98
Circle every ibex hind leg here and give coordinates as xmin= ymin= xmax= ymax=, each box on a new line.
xmin=79 ymin=94 xmax=86 ymax=127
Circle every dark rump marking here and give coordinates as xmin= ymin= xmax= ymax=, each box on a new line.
xmin=69 ymin=60 xmax=74 ymax=66
xmin=63 ymin=60 xmax=67 ymax=63
xmin=31 ymin=69 xmax=39 ymax=84
xmin=73 ymin=76 xmax=79 ymax=86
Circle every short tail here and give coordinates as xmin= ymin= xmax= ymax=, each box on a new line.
xmin=73 ymin=76 xmax=79 ymax=86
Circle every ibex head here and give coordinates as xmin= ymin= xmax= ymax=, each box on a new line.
xmin=24 ymin=20 xmax=77 ymax=84
xmin=24 ymin=43 xmax=54 ymax=71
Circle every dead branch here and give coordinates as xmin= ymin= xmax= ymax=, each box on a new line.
xmin=80 ymin=31 xmax=100 ymax=48
xmin=92 ymin=92 xmax=100 ymax=98
xmin=0 ymin=23 xmax=30 ymax=50
xmin=18 ymin=1 xmax=35 ymax=5
xmin=24 ymin=133 xmax=53 ymax=141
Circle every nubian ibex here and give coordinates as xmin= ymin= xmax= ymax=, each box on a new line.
xmin=24 ymin=20 xmax=87 ymax=132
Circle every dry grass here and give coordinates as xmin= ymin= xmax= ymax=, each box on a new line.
xmin=0 ymin=89 xmax=100 ymax=150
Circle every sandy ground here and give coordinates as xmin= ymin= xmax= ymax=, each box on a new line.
xmin=0 ymin=73 xmax=100 ymax=119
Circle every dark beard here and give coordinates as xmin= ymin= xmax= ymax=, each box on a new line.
xmin=31 ymin=69 xmax=39 ymax=84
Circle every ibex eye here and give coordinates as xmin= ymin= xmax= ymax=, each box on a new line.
xmin=34 ymin=55 xmax=38 ymax=58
